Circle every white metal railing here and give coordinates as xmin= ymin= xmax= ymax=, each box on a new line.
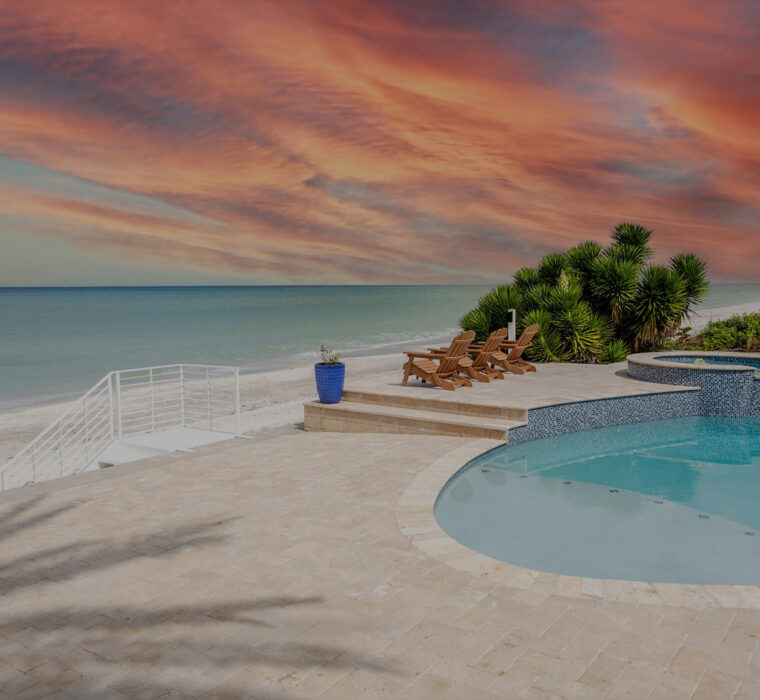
xmin=1 ymin=364 xmax=241 ymax=491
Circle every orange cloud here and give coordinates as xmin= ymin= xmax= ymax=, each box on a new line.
xmin=0 ymin=0 xmax=758 ymax=283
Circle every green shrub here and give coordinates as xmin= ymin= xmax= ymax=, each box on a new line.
xmin=599 ymin=339 xmax=629 ymax=364
xmin=697 ymin=314 xmax=760 ymax=351
xmin=459 ymin=221 xmax=709 ymax=363
xmin=458 ymin=308 xmax=491 ymax=342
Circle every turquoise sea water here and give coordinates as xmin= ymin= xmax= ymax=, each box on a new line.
xmin=435 ymin=417 xmax=760 ymax=584
xmin=699 ymin=283 xmax=760 ymax=309
xmin=0 ymin=285 xmax=490 ymax=407
xmin=0 ymin=283 xmax=758 ymax=408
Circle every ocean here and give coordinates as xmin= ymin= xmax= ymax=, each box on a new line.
xmin=1 ymin=284 xmax=759 ymax=408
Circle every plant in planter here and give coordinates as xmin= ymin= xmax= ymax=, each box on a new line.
xmin=315 ymin=345 xmax=345 ymax=404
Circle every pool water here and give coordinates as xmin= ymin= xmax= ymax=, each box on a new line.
xmin=655 ymin=354 xmax=760 ymax=372
xmin=435 ymin=417 xmax=760 ymax=584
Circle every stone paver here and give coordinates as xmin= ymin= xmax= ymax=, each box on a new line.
xmin=348 ymin=361 xmax=694 ymax=410
xmin=0 ymin=430 xmax=759 ymax=698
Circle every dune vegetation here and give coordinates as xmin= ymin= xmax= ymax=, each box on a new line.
xmin=676 ymin=314 xmax=760 ymax=353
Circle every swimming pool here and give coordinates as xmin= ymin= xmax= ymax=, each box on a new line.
xmin=435 ymin=416 xmax=760 ymax=584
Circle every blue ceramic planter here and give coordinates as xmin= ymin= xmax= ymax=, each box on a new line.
xmin=315 ymin=362 xmax=345 ymax=404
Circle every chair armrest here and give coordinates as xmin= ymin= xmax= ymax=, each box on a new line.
xmin=404 ymin=351 xmax=445 ymax=359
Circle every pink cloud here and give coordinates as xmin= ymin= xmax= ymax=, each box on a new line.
xmin=0 ymin=0 xmax=757 ymax=282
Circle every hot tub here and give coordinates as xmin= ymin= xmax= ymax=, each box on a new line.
xmin=627 ymin=351 xmax=760 ymax=417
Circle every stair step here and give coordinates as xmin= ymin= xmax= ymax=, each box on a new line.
xmin=92 ymin=441 xmax=169 ymax=468
xmin=304 ymin=400 xmax=524 ymax=440
xmin=341 ymin=389 xmax=527 ymax=421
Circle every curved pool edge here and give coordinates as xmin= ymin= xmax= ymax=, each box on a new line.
xmin=627 ymin=351 xmax=760 ymax=418
xmin=397 ymin=437 xmax=760 ymax=610
xmin=628 ymin=350 xmax=760 ymax=372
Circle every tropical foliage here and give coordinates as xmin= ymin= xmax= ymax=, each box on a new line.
xmin=676 ymin=313 xmax=760 ymax=352
xmin=461 ymin=223 xmax=709 ymax=363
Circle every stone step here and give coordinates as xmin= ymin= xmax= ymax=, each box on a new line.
xmin=341 ymin=389 xmax=527 ymax=422
xmin=304 ymin=400 xmax=524 ymax=440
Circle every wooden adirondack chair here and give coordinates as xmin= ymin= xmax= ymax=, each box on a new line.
xmin=457 ymin=328 xmax=509 ymax=382
xmin=402 ymin=331 xmax=475 ymax=391
xmin=491 ymin=323 xmax=540 ymax=375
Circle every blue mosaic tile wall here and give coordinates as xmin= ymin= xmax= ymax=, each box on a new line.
xmin=508 ymin=389 xmax=701 ymax=444
xmin=504 ymin=360 xmax=760 ymax=445
xmin=627 ymin=361 xmax=758 ymax=417
xmin=752 ymin=381 xmax=760 ymax=418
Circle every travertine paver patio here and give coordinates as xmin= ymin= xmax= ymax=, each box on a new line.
xmin=346 ymin=361 xmax=695 ymax=410
xmin=1 ymin=430 xmax=760 ymax=699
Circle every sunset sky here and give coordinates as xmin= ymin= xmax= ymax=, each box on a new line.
xmin=0 ymin=0 xmax=758 ymax=285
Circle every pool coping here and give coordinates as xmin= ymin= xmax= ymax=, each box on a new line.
xmin=629 ymin=350 xmax=760 ymax=372
xmin=397 ymin=438 xmax=760 ymax=610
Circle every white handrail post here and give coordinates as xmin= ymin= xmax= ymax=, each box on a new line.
xmin=180 ymin=365 xmax=186 ymax=428
xmin=108 ymin=374 xmax=115 ymax=440
xmin=150 ymin=368 xmax=155 ymax=432
xmin=2 ymin=362 xmax=243 ymax=491
xmin=83 ymin=396 xmax=89 ymax=463
xmin=115 ymin=371 xmax=123 ymax=439
xmin=206 ymin=369 xmax=212 ymax=430
xmin=235 ymin=368 xmax=241 ymax=435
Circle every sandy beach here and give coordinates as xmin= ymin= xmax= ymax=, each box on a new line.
xmin=688 ymin=299 xmax=760 ymax=331
xmin=2 ymin=298 xmax=758 ymax=466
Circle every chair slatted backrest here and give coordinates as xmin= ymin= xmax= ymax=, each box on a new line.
xmin=507 ymin=324 xmax=540 ymax=360
xmin=474 ymin=328 xmax=509 ymax=366
xmin=438 ymin=330 xmax=475 ymax=375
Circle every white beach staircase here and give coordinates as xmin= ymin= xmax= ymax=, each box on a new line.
xmin=1 ymin=364 xmax=242 ymax=491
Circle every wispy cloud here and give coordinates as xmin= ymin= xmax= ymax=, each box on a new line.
xmin=0 ymin=0 xmax=758 ymax=283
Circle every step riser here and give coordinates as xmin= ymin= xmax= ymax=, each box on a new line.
xmin=341 ymin=390 xmax=526 ymax=422
xmin=304 ymin=403 xmax=508 ymax=440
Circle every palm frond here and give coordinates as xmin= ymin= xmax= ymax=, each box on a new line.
xmin=611 ymin=222 xmax=653 ymax=260
xmin=670 ymin=252 xmax=709 ymax=315
xmin=537 ymin=253 xmax=567 ymax=286
xmin=631 ymin=265 xmax=687 ymax=349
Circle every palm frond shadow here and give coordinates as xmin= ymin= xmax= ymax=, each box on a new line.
xmin=0 ymin=517 xmax=237 ymax=594
xmin=0 ymin=495 xmax=400 ymax=698
xmin=0 ymin=494 xmax=83 ymax=541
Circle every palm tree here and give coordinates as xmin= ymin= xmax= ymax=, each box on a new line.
xmin=566 ymin=241 xmax=602 ymax=296
xmin=611 ymin=222 xmax=653 ymax=262
xmin=536 ymin=253 xmax=567 ymax=286
xmin=630 ymin=265 xmax=687 ymax=349
xmin=669 ymin=253 xmax=708 ymax=317
xmin=512 ymin=267 xmax=540 ymax=292
xmin=458 ymin=308 xmax=491 ymax=342
xmin=590 ymin=256 xmax=638 ymax=326
xmin=476 ymin=285 xmax=522 ymax=329
xmin=460 ymin=222 xmax=708 ymax=361
xmin=521 ymin=309 xmax=564 ymax=362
